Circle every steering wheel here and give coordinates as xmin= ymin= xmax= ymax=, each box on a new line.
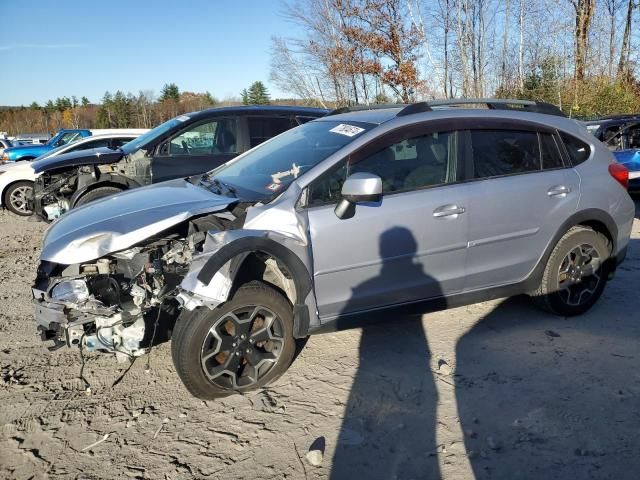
xmin=181 ymin=140 xmax=190 ymax=154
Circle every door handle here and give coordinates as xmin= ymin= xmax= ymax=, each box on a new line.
xmin=433 ymin=204 xmax=466 ymax=218
xmin=547 ymin=185 xmax=571 ymax=197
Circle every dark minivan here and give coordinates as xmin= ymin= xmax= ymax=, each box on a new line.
xmin=31 ymin=105 xmax=328 ymax=220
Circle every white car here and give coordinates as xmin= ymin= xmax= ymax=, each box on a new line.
xmin=0 ymin=131 xmax=148 ymax=216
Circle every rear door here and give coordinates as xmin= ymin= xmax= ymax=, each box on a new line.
xmin=151 ymin=118 xmax=239 ymax=183
xmin=463 ymin=125 xmax=580 ymax=290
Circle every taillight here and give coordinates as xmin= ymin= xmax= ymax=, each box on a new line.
xmin=608 ymin=163 xmax=629 ymax=190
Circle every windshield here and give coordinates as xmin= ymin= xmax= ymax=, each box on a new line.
xmin=210 ymin=120 xmax=373 ymax=200
xmin=45 ymin=132 xmax=64 ymax=146
xmin=121 ymin=116 xmax=188 ymax=154
xmin=47 ymin=132 xmax=82 ymax=147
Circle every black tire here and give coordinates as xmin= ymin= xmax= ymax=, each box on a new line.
xmin=530 ymin=226 xmax=611 ymax=316
xmin=74 ymin=186 xmax=123 ymax=208
xmin=171 ymin=282 xmax=297 ymax=399
xmin=3 ymin=181 xmax=34 ymax=216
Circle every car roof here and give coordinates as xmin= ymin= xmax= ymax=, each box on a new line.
xmin=78 ymin=133 xmax=140 ymax=140
xmin=188 ymin=105 xmax=329 ymax=120
xmin=312 ymin=104 xmax=587 ymax=138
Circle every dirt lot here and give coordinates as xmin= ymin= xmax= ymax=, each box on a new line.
xmin=0 ymin=202 xmax=639 ymax=480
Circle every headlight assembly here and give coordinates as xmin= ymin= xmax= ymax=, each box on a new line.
xmin=51 ymin=279 xmax=90 ymax=304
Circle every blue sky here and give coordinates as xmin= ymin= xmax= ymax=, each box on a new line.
xmin=0 ymin=0 xmax=299 ymax=106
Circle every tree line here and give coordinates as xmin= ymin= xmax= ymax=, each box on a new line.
xmin=270 ymin=0 xmax=640 ymax=117
xmin=0 ymin=82 xmax=279 ymax=136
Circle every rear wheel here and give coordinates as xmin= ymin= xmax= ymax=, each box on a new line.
xmin=171 ymin=282 xmax=297 ymax=399
xmin=4 ymin=181 xmax=34 ymax=216
xmin=530 ymin=226 xmax=611 ymax=316
xmin=74 ymin=186 xmax=122 ymax=208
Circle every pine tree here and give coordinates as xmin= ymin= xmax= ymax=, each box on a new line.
xmin=246 ymin=81 xmax=271 ymax=105
xmin=159 ymin=83 xmax=180 ymax=102
xmin=81 ymin=96 xmax=90 ymax=107
xmin=241 ymin=88 xmax=249 ymax=105
xmin=96 ymin=91 xmax=113 ymax=128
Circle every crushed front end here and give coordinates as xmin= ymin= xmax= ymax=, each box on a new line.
xmin=32 ymin=238 xmax=196 ymax=360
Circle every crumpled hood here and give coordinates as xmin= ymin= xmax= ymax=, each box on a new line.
xmin=41 ymin=179 xmax=236 ymax=264
xmin=32 ymin=147 xmax=123 ymax=173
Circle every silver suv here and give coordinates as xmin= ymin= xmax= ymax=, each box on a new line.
xmin=32 ymin=100 xmax=635 ymax=399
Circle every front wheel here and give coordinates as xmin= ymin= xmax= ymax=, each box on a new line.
xmin=530 ymin=226 xmax=611 ymax=316
xmin=4 ymin=181 xmax=34 ymax=216
xmin=171 ymin=282 xmax=297 ymax=399
xmin=74 ymin=186 xmax=123 ymax=208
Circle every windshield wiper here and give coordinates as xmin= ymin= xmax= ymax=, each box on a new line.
xmin=211 ymin=178 xmax=237 ymax=197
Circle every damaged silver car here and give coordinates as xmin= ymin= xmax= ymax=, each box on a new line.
xmin=32 ymin=100 xmax=635 ymax=399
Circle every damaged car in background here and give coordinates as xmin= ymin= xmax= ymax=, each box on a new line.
xmin=33 ymin=100 xmax=635 ymax=399
xmin=30 ymin=105 xmax=327 ymax=221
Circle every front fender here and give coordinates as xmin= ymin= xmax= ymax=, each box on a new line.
xmin=178 ymin=229 xmax=317 ymax=338
xmin=70 ymin=171 xmax=142 ymax=207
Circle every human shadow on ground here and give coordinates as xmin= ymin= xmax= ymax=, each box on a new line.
xmin=330 ymin=227 xmax=442 ymax=480
xmin=455 ymin=238 xmax=640 ymax=480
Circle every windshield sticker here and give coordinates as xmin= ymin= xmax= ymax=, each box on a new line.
xmin=176 ymin=115 xmax=190 ymax=122
xmin=330 ymin=124 xmax=365 ymax=137
xmin=266 ymin=182 xmax=283 ymax=192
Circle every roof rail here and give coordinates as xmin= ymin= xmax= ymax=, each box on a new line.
xmin=420 ymin=98 xmax=565 ymax=117
xmin=325 ymin=103 xmax=405 ymax=116
xmin=396 ymin=102 xmax=433 ymax=117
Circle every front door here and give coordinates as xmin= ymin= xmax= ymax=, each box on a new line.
xmin=306 ymin=129 xmax=469 ymax=319
xmin=151 ymin=118 xmax=239 ymax=183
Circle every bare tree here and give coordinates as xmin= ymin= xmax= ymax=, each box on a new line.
xmin=617 ymin=0 xmax=634 ymax=79
xmin=571 ymin=0 xmax=595 ymax=81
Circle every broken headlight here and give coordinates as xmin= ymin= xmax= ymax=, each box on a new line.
xmin=51 ymin=279 xmax=90 ymax=304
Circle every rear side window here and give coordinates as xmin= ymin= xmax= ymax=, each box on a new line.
xmin=540 ymin=133 xmax=564 ymax=169
xmin=248 ymin=117 xmax=295 ymax=148
xmin=470 ymin=130 xmax=540 ymax=178
xmin=560 ymin=132 xmax=590 ymax=165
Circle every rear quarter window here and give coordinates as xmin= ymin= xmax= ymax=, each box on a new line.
xmin=560 ymin=132 xmax=591 ymax=165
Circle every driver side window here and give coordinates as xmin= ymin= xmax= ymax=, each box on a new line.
xmin=308 ymin=130 xmax=457 ymax=206
xmin=166 ymin=119 xmax=238 ymax=156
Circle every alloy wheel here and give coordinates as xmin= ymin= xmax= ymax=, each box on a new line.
xmin=557 ymin=243 xmax=602 ymax=307
xmin=200 ymin=305 xmax=284 ymax=389
xmin=9 ymin=185 xmax=33 ymax=214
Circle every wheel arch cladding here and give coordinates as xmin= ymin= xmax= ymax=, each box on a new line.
xmin=533 ymin=208 xmax=619 ymax=286
xmin=196 ymin=236 xmax=314 ymax=338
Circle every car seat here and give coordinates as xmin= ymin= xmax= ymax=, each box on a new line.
xmin=403 ymin=137 xmax=448 ymax=189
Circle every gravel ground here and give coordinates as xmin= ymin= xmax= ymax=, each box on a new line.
xmin=0 ymin=201 xmax=639 ymax=480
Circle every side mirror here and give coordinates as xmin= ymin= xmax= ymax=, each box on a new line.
xmin=334 ymin=172 xmax=382 ymax=220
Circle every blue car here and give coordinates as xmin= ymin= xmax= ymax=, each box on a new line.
xmin=585 ymin=116 xmax=640 ymax=191
xmin=1 ymin=129 xmax=92 ymax=163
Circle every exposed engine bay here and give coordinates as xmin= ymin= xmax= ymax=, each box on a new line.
xmin=34 ymin=151 xmax=148 ymax=221
xmin=32 ymin=207 xmax=246 ymax=360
